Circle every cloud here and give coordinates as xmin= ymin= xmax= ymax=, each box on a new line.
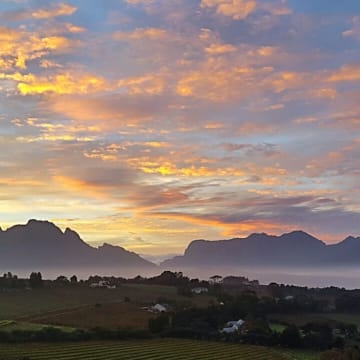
xmin=32 ymin=2 xmax=77 ymax=19
xmin=200 ymin=0 xmax=291 ymax=20
xmin=0 ymin=26 xmax=81 ymax=70
xmin=113 ymin=28 xmax=167 ymax=41
xmin=14 ymin=71 xmax=108 ymax=95
xmin=1 ymin=2 xmax=77 ymax=22
xmin=328 ymin=64 xmax=360 ymax=82
xmin=200 ymin=0 xmax=257 ymax=20
xmin=343 ymin=16 xmax=360 ymax=40
xmin=205 ymin=43 xmax=237 ymax=54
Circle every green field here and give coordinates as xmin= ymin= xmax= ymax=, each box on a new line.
xmin=0 ymin=319 xmax=75 ymax=332
xmin=0 ymin=339 xmax=289 ymax=360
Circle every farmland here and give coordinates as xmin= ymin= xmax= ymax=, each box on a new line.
xmin=0 ymin=339 xmax=291 ymax=360
xmin=0 ymin=284 xmax=213 ymax=321
xmin=22 ymin=302 xmax=155 ymax=330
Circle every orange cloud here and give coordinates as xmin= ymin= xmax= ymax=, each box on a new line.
xmin=113 ymin=27 xmax=167 ymax=40
xmin=200 ymin=0 xmax=257 ymax=20
xmin=176 ymin=59 xmax=271 ymax=102
xmin=127 ymin=157 xmax=245 ymax=177
xmin=147 ymin=211 xmax=291 ymax=239
xmin=117 ymin=74 xmax=166 ymax=95
xmin=328 ymin=64 xmax=360 ymax=82
xmin=47 ymin=93 xmax=168 ymax=129
xmin=200 ymin=0 xmax=291 ymax=20
xmin=53 ymin=175 xmax=111 ymax=199
xmin=9 ymin=71 xmax=108 ymax=95
xmin=205 ymin=43 xmax=237 ymax=54
xmin=0 ymin=27 xmax=80 ymax=70
xmin=31 ymin=3 xmax=77 ymax=19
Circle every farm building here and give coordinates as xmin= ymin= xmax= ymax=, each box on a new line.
xmin=220 ymin=319 xmax=245 ymax=334
xmin=151 ymin=304 xmax=168 ymax=313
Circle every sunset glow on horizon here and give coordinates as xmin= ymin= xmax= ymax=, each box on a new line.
xmin=0 ymin=0 xmax=359 ymax=255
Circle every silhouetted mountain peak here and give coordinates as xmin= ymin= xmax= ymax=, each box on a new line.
xmin=280 ymin=230 xmax=325 ymax=244
xmin=336 ymin=236 xmax=360 ymax=247
xmin=342 ymin=236 xmax=359 ymax=243
xmin=26 ymin=219 xmax=61 ymax=232
xmin=184 ymin=239 xmax=208 ymax=255
xmin=0 ymin=220 xmax=156 ymax=269
xmin=247 ymin=232 xmax=267 ymax=238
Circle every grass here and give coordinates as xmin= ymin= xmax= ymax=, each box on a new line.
xmin=0 ymin=320 xmax=75 ymax=332
xmin=269 ymin=323 xmax=287 ymax=333
xmin=0 ymin=339 xmax=289 ymax=360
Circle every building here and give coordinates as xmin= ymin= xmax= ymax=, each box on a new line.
xmin=191 ymin=287 xmax=209 ymax=295
xmin=151 ymin=303 xmax=168 ymax=313
xmin=220 ymin=319 xmax=245 ymax=334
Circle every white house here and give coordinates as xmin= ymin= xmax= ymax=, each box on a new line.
xmin=221 ymin=319 xmax=245 ymax=334
xmin=191 ymin=287 xmax=209 ymax=295
xmin=151 ymin=303 xmax=168 ymax=313
xmin=221 ymin=325 xmax=239 ymax=334
xmin=226 ymin=319 xmax=245 ymax=328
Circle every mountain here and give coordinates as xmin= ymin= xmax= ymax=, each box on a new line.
xmin=0 ymin=220 xmax=156 ymax=269
xmin=161 ymin=231 xmax=360 ymax=268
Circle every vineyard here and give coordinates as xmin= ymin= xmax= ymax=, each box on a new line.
xmin=0 ymin=339 xmax=289 ymax=360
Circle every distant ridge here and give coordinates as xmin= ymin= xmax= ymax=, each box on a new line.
xmin=1 ymin=220 xmax=359 ymax=271
xmin=0 ymin=220 xmax=156 ymax=269
xmin=161 ymin=231 xmax=360 ymax=268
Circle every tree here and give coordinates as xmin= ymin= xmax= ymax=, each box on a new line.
xmin=29 ymin=272 xmax=43 ymax=288
xmin=280 ymin=325 xmax=302 ymax=348
xmin=149 ymin=314 xmax=170 ymax=333
xmin=55 ymin=275 xmax=69 ymax=284
xmin=70 ymin=275 xmax=78 ymax=284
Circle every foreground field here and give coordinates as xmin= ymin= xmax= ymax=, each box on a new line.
xmin=0 ymin=339 xmax=290 ymax=360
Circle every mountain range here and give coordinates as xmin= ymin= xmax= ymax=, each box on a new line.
xmin=162 ymin=231 xmax=360 ymax=268
xmin=0 ymin=220 xmax=155 ymax=269
xmin=0 ymin=220 xmax=359 ymax=271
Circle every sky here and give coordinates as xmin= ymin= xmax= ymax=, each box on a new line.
xmin=0 ymin=0 xmax=359 ymax=256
